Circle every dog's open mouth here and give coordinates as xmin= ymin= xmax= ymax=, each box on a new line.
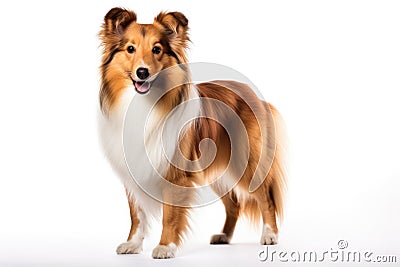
xmin=133 ymin=80 xmax=151 ymax=94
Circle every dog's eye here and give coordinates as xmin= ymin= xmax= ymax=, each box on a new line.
xmin=127 ymin=45 xmax=135 ymax=54
xmin=152 ymin=46 xmax=161 ymax=54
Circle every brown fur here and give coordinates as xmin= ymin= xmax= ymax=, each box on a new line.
xmin=126 ymin=190 xmax=139 ymax=241
xmin=99 ymin=7 xmax=287 ymax=254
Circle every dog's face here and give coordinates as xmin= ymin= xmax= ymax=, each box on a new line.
xmin=100 ymin=8 xmax=189 ymax=94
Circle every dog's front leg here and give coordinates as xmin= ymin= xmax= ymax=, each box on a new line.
xmin=152 ymin=203 xmax=190 ymax=258
xmin=116 ymin=190 xmax=146 ymax=254
xmin=152 ymin=176 xmax=193 ymax=259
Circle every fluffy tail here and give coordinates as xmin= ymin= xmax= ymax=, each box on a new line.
xmin=268 ymin=103 xmax=288 ymax=222
xmin=239 ymin=103 xmax=287 ymax=226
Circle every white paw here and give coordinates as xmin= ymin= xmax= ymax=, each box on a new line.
xmin=152 ymin=243 xmax=177 ymax=259
xmin=116 ymin=241 xmax=143 ymax=254
xmin=260 ymin=224 xmax=278 ymax=245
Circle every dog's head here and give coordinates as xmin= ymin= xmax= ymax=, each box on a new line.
xmin=99 ymin=8 xmax=189 ymax=95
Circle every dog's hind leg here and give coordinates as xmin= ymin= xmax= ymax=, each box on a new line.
xmin=253 ymin=182 xmax=279 ymax=245
xmin=210 ymin=191 xmax=240 ymax=244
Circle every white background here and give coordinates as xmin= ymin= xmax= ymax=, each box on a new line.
xmin=0 ymin=0 xmax=399 ymax=266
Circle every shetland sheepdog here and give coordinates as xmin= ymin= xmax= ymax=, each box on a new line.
xmin=99 ymin=7 xmax=287 ymax=259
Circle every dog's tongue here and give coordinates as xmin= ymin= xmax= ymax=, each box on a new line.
xmin=135 ymin=82 xmax=150 ymax=93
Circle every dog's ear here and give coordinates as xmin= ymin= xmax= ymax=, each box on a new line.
xmin=103 ymin=7 xmax=137 ymax=36
xmin=155 ymin=12 xmax=190 ymax=62
xmin=99 ymin=8 xmax=136 ymax=67
xmin=155 ymin=11 xmax=189 ymax=37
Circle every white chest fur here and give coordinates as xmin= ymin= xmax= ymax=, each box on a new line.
xmin=98 ymin=87 xmax=136 ymax=180
xmin=99 ymin=85 xmax=200 ymax=212
xmin=98 ymin=86 xmax=162 ymax=214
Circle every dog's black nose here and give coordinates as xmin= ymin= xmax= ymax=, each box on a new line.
xmin=136 ymin=68 xmax=150 ymax=80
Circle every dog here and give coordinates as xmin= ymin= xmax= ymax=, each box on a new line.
xmin=98 ymin=7 xmax=287 ymax=259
